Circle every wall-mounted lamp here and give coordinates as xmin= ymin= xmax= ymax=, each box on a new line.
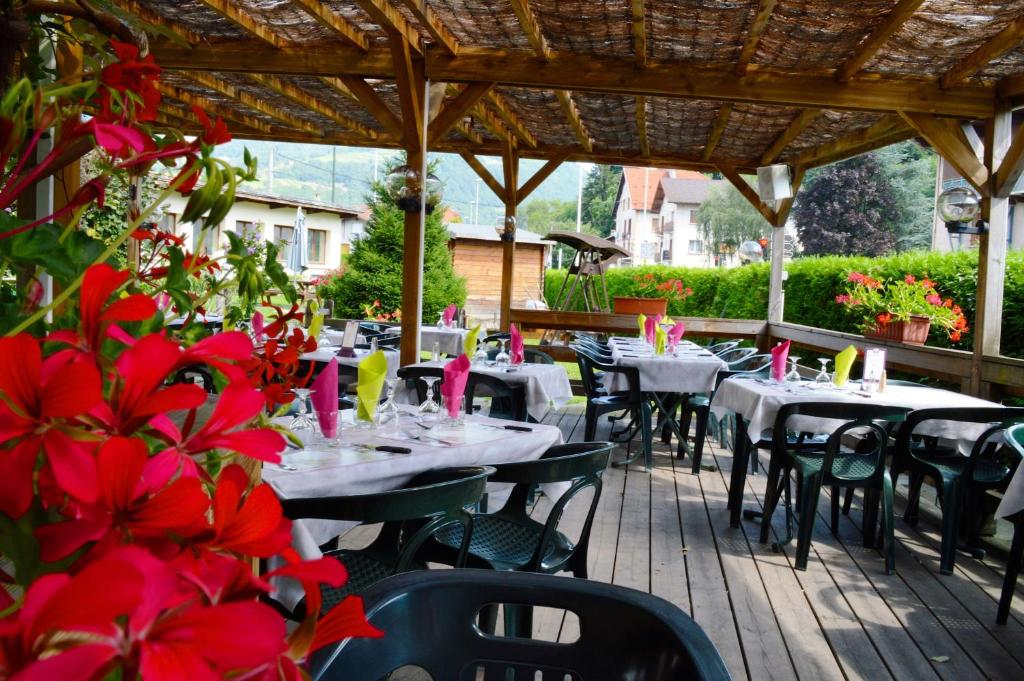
xmin=937 ymin=186 xmax=986 ymax=250
xmin=385 ymin=165 xmax=443 ymax=213
xmin=495 ymin=215 xmax=516 ymax=242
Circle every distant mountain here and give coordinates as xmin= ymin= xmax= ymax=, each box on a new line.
xmin=214 ymin=140 xmax=587 ymax=226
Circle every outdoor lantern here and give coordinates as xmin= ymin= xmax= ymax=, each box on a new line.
xmin=495 ymin=215 xmax=516 ymax=242
xmin=385 ymin=165 xmax=443 ymax=213
xmin=937 ymin=185 xmax=986 ymax=250
xmin=737 ymin=240 xmax=764 ymax=264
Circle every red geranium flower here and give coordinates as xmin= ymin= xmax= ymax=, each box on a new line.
xmin=98 ymin=39 xmax=161 ymax=123
xmin=876 ymin=312 xmax=892 ymax=324
xmin=195 ymin=464 xmax=291 ymax=557
xmin=192 ymin=105 xmax=232 ymax=146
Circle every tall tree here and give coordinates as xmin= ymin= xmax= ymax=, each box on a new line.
xmin=793 ymin=153 xmax=900 ymax=256
xmin=874 ymin=140 xmax=937 ymax=251
xmin=581 ymin=164 xmax=622 ymax=238
xmin=695 ymin=181 xmax=771 ymax=251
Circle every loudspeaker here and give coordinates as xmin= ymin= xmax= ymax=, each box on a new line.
xmin=757 ymin=164 xmax=792 ymax=202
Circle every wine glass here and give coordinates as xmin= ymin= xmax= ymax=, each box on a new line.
xmin=495 ymin=339 xmax=510 ymax=368
xmin=785 ymin=356 xmax=802 ymax=386
xmin=436 ymin=313 xmax=445 ymax=329
xmin=417 ymin=376 xmax=441 ymax=428
xmin=288 ymin=388 xmax=316 ymax=441
xmin=472 ymin=340 xmax=488 ymax=366
xmin=815 ymin=358 xmax=832 ymax=388
xmin=378 ymin=378 xmax=401 ymax=429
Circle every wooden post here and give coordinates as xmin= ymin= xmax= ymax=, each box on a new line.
xmin=499 ymin=140 xmax=519 ymax=330
xmin=972 ymin=102 xmax=1012 ymax=396
xmin=767 ymin=225 xmax=786 ymax=324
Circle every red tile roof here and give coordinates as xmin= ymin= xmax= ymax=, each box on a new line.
xmin=622 ymin=168 xmax=707 ymax=211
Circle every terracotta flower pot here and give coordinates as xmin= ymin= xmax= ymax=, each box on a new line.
xmin=864 ymin=314 xmax=931 ymax=346
xmin=613 ymin=296 xmax=668 ymax=316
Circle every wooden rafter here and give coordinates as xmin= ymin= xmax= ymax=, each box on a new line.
xmin=186 ymin=71 xmax=323 ymax=136
xmin=995 ymin=129 xmax=1024 ymax=197
xmin=390 ymin=34 xmax=425 ymax=151
xmin=460 ymin=152 xmax=505 ymax=198
xmin=468 ymin=101 xmax=512 ymax=143
xmin=291 ymin=0 xmax=370 ymax=51
xmin=702 ymin=103 xmax=732 ymax=161
xmin=794 ymin=116 xmax=910 ymax=168
xmin=396 ymin=0 xmax=459 ymax=56
xmin=484 ymin=92 xmax=537 ymax=148
xmin=631 ymin=0 xmax=647 ymax=67
xmin=517 ymin=155 xmax=568 ymax=203
xmin=637 ymin=96 xmax=649 ymax=157
xmin=150 ymin=42 xmax=996 ymax=118
xmin=556 ymin=90 xmax=593 ymax=153
xmin=249 ymin=74 xmax=378 ymax=139
xmin=154 ymin=81 xmax=277 ymax=135
xmin=109 ymin=0 xmax=205 ymax=45
xmin=836 ymin=0 xmax=925 ymax=82
xmin=508 ymin=0 xmax=551 ymax=59
xmin=716 ymin=162 xmax=777 ymax=224
xmin=900 ymin=111 xmax=989 ymax=195
xmin=354 ymin=0 xmax=423 ymax=54
xmin=735 ymin=0 xmax=777 ymax=75
xmin=428 ymin=82 xmax=494 ymax=145
xmin=332 ymin=76 xmax=403 ymax=140
xmin=942 ymin=16 xmax=1024 ymax=88
xmin=760 ymin=109 xmax=819 ymax=164
xmin=196 ymin=0 xmax=286 ymax=48
xmin=453 ymin=120 xmax=483 ymax=145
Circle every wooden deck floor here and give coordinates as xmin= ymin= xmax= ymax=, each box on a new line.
xmin=532 ymin=403 xmax=1024 ymax=681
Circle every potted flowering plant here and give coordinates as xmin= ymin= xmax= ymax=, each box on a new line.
xmin=613 ymin=273 xmax=693 ymax=315
xmin=835 ymin=272 xmax=969 ymax=345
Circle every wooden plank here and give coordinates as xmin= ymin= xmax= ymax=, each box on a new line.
xmin=291 ymin=0 xmax=370 ymax=50
xmin=109 ymin=0 xmax=205 ymax=45
xmin=248 ymin=73 xmax=378 ymax=139
xmin=792 ymin=115 xmax=905 ymax=167
xmin=760 ymin=109 xmax=819 ymax=165
xmin=901 ymin=112 xmax=989 ymax=196
xmin=942 ymin=16 xmax=1024 ymax=88
xmin=716 ymin=162 xmax=777 ymax=225
xmin=649 ymin=460 xmax=689 ymax=617
xmin=353 ymin=0 xmax=423 ymax=54
xmin=390 ymin=34 xmax=424 ymax=151
xmin=333 ymin=75 xmax=404 ymax=140
xmin=459 ymin=152 xmax=505 ymax=199
xmin=507 ymin=0 xmax=551 ymax=59
xmin=510 ymin=308 xmax=767 ymax=337
xmin=428 ymin=82 xmax=494 ymax=145
xmin=631 ymin=0 xmax=647 ymax=67
xmin=555 ymin=90 xmax=593 ymax=153
xmin=735 ymin=0 xmax=778 ymax=75
xmin=517 ymin=155 xmax=566 ymax=203
xmin=613 ymin=466 xmax=651 ymax=594
xmin=637 ymin=96 xmax=650 ymax=157
xmin=395 ymin=0 xmax=459 ymax=56
xmin=484 ymin=92 xmax=538 ymax=148
xmin=836 ymin=0 xmax=926 ymax=82
xmin=196 ymin=0 xmax=286 ymax=47
xmin=184 ymin=72 xmax=324 ymax=135
xmin=995 ymin=122 xmax=1024 ymax=198
xmin=155 ymin=82 xmax=277 ymax=134
xmin=702 ymin=103 xmax=732 ymax=161
xmin=500 ymin=143 xmax=519 ymax=330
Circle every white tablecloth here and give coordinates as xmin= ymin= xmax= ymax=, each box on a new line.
xmin=300 ymin=346 xmax=400 ymax=378
xmin=711 ymin=378 xmax=1002 ymax=443
xmin=602 ymin=338 xmax=726 ymax=394
xmin=405 ymin=360 xmax=573 ymax=421
xmin=421 ymin=327 xmax=470 ymax=356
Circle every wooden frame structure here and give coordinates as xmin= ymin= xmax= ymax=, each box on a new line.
xmin=59 ymin=1 xmax=1024 ymax=388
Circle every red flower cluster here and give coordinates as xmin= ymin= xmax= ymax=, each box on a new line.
xmin=242 ymin=305 xmax=318 ymax=409
xmin=847 ymin=271 xmax=882 ymax=289
xmin=632 ymin=274 xmax=693 ymax=302
xmin=98 ymin=39 xmax=161 ymax=123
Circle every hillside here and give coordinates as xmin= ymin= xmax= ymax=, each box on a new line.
xmin=214 ymin=140 xmax=586 ymax=225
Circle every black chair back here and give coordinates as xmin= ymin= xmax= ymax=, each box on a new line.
xmin=465 ymin=372 xmax=528 ymax=422
xmin=396 ymin=365 xmax=444 ymax=404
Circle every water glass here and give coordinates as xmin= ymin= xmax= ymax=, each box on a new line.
xmin=315 ymin=409 xmax=340 ymax=446
xmin=785 ymin=356 xmax=802 ymax=385
xmin=495 ymin=339 xmax=511 ymax=368
xmin=472 ymin=341 xmax=488 ymax=366
xmin=289 ymin=388 xmax=316 ymax=437
xmin=355 ymin=401 xmax=379 ymax=429
xmin=378 ymin=378 xmax=401 ymax=427
xmin=432 ymin=341 xmax=441 ymax=362
xmin=442 ymin=394 xmax=465 ymax=426
xmin=814 ymin=358 xmax=833 ymax=388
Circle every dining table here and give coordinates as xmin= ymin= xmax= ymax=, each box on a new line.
xmin=264 ymin=407 xmax=563 ymax=608
xmin=602 ymin=337 xmax=727 ymax=394
xmin=300 ymin=344 xmax=401 ymax=378
xmin=711 ymin=376 xmax=1006 ymax=528
xmin=322 ymin=325 xmax=469 ymax=357
xmin=403 ymin=359 xmax=573 ymax=422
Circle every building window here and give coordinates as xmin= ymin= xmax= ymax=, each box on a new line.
xmin=688 ymin=239 xmax=703 ymax=255
xmin=274 ymin=224 xmax=294 ymax=262
xmin=308 ymin=228 xmax=327 ymax=264
xmin=236 ymin=220 xmax=261 ymax=241
xmin=689 ymin=210 xmax=699 ymax=224
xmin=159 ymin=212 xmax=177 ymax=236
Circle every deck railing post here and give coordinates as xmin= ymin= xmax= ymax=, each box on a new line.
xmin=500 ymin=139 xmax=519 ymax=330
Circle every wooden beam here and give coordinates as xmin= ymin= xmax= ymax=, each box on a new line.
xmin=836 ymin=0 xmax=925 ymax=82
xmin=760 ymin=109 xmax=819 ymax=164
xmin=637 ymin=96 xmax=650 ymax=157
xmin=716 ymin=162 xmax=776 ymax=224
xmin=428 ymin=82 xmax=494 ymax=145
xmin=390 ymin=34 xmax=424 ymax=150
xmin=396 ymin=0 xmax=459 ymax=56
xmin=196 ymin=0 xmax=286 ymax=48
xmin=556 ymin=90 xmax=593 ymax=153
xmin=508 ymin=0 xmax=551 ymax=59
xmin=354 ymin=0 xmax=423 ymax=54
xmin=467 ymin=100 xmax=512 ymax=143
xmin=900 ymin=111 xmax=989 ymax=195
xmin=459 ymin=152 xmax=505 ymax=198
xmin=517 ymin=155 xmax=567 ymax=203
xmin=484 ymin=91 xmax=537 ymax=148
xmin=108 ymin=0 xmax=205 ymax=45
xmin=453 ymin=120 xmax=483 ymax=145
xmin=996 ymin=123 xmax=1024 ymax=197
xmin=332 ymin=75 xmax=403 ymax=140
xmin=631 ymin=0 xmax=647 ymax=67
xmin=248 ymin=74 xmax=377 ymax=139
xmin=154 ymin=81 xmax=278 ymax=135
xmin=942 ymin=16 xmax=1024 ymax=88
xmin=961 ymin=121 xmax=985 ymax=159
xmin=150 ymin=42 xmax=997 ymax=118
xmin=702 ymin=103 xmax=732 ymax=161
xmin=792 ymin=116 xmax=907 ymax=167
xmin=736 ymin=0 xmax=777 ymax=75
xmin=500 ymin=140 xmax=519 ymax=330
xmin=186 ymin=72 xmax=324 ymax=136
xmin=292 ymin=0 xmax=370 ymax=51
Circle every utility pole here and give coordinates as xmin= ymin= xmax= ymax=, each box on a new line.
xmin=575 ymin=163 xmax=584 ymax=232
xmin=373 ymin=148 xmax=379 ymax=183
xmin=473 ymin=178 xmax=481 ymax=223
xmin=330 ymin=146 xmax=337 ymax=204
xmin=268 ymin=146 xmax=275 ymax=194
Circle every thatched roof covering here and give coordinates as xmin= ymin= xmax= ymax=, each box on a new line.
xmin=129 ymin=0 xmax=1024 ymax=175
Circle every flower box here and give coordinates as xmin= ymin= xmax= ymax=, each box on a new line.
xmin=613 ymin=296 xmax=668 ymax=316
xmin=864 ymin=314 xmax=931 ymax=345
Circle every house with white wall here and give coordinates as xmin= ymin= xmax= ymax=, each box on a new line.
xmin=158 ymin=190 xmax=367 ymax=277
xmin=651 ymin=175 xmax=724 ymax=267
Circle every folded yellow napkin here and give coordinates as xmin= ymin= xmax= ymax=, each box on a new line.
xmin=655 ymin=325 xmax=667 ymax=354
xmin=356 ymin=350 xmax=387 ymax=422
xmin=833 ymin=344 xmax=857 ymax=387
xmin=637 ymin=314 xmax=647 ymax=338
xmin=307 ymin=313 xmax=324 ymax=341
xmin=662 ymin=316 xmax=674 ymax=326
xmin=464 ymin=324 xmax=481 ymax=356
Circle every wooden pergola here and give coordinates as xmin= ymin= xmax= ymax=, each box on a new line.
xmin=82 ymin=0 xmax=1024 ymax=394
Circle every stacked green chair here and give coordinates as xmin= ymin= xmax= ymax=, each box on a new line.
xmin=891 ymin=407 xmax=1024 ymax=574
xmin=998 ymin=424 xmax=1024 ymax=625
xmin=760 ymin=402 xmax=909 ymax=573
xmin=576 ymin=347 xmax=652 ymax=469
xmin=465 ymin=371 xmax=528 ymax=422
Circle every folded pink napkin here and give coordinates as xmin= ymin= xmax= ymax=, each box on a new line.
xmin=441 ymin=354 xmax=471 ymax=418
xmin=654 ymin=313 xmax=663 ymax=325
xmin=771 ymin=340 xmax=790 ymax=382
xmin=668 ymin=322 xmax=685 ymax=348
xmin=310 ymin=358 xmax=339 ymax=435
xmin=251 ymin=311 xmax=264 ymax=339
xmin=644 ymin=316 xmax=656 ymax=344
xmin=510 ymin=323 xmax=524 ymax=364
xmin=442 ymin=304 xmax=457 ymax=326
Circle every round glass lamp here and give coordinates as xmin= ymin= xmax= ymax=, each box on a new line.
xmin=937 ymin=186 xmax=981 ymax=230
xmin=495 ymin=215 xmax=516 ymax=241
xmin=386 ymin=165 xmax=443 ymax=214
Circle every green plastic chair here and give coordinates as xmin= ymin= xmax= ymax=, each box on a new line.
xmin=891 ymin=407 xmax=1024 ymax=574
xmin=465 ymin=371 xmax=528 ymax=422
xmin=278 ymin=466 xmax=492 ymax=617
xmin=310 ymin=569 xmax=732 ymax=681
xmin=485 ymin=346 xmax=555 ymax=364
xmin=760 ymin=402 xmax=909 ymax=573
xmin=576 ymin=348 xmax=652 ymax=469
xmin=998 ymin=424 xmax=1024 ymax=625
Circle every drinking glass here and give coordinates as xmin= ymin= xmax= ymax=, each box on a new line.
xmin=437 ymin=313 xmax=445 ymax=329
xmin=378 ymin=377 xmax=401 ymax=428
xmin=815 ymin=358 xmax=832 ymax=387
xmin=289 ymin=388 xmax=316 ymax=433
xmin=441 ymin=394 xmax=465 ymax=426
xmin=432 ymin=341 xmax=441 ymax=362
xmin=495 ymin=339 xmax=510 ymax=368
xmin=785 ymin=356 xmax=802 ymax=385
xmin=315 ymin=409 xmax=340 ymax=446
xmin=418 ymin=376 xmax=441 ymax=414
xmin=472 ymin=340 xmax=488 ymax=366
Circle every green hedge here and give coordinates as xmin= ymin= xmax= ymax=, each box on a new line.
xmin=544 ymin=250 xmax=1024 ymax=357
